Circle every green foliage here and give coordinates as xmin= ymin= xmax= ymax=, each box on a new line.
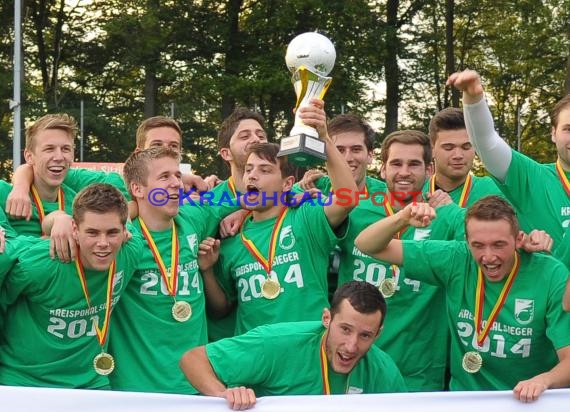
xmin=0 ymin=0 xmax=568 ymax=182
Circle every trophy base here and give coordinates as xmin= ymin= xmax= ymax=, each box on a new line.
xmin=277 ymin=133 xmax=327 ymax=167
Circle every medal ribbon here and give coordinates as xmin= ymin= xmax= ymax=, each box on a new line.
xmin=458 ymin=173 xmax=473 ymax=208
xmin=75 ymin=256 xmax=116 ymax=346
xmin=240 ymin=207 xmax=288 ymax=275
xmin=31 ymin=185 xmax=65 ymax=232
xmin=474 ymin=252 xmax=520 ymax=346
xmin=139 ymin=218 xmax=180 ymax=296
xmin=382 ymin=199 xmax=409 ymax=280
xmin=382 ymin=200 xmax=408 ymax=240
xmin=555 ymin=160 xmax=570 ymax=197
xmin=228 ymin=176 xmax=237 ymax=197
xmin=319 ymin=331 xmax=331 ymax=395
xmin=428 ymin=176 xmax=436 ymax=196
xmin=428 ymin=174 xmax=472 ymax=207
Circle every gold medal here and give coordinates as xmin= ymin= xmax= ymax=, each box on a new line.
xmin=379 ymin=278 xmax=396 ymax=298
xmin=462 ymin=351 xmax=483 ymax=374
xmin=172 ymin=300 xmax=192 ymax=322
xmin=261 ymin=278 xmax=281 ymax=299
xmin=93 ymin=352 xmax=115 ymax=375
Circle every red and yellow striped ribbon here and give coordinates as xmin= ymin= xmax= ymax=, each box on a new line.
xmin=474 ymin=252 xmax=520 ymax=346
xmin=458 ymin=173 xmax=473 ymax=208
xmin=75 ymin=257 xmax=116 ymax=346
xmin=228 ymin=176 xmax=237 ymax=197
xmin=240 ymin=207 xmax=288 ymax=275
xmin=139 ymin=218 xmax=180 ymax=296
xmin=31 ymin=185 xmax=65 ymax=232
xmin=320 ymin=331 xmax=331 ymax=394
xmin=555 ymin=160 xmax=570 ymax=197
xmin=428 ymin=173 xmax=472 ymax=207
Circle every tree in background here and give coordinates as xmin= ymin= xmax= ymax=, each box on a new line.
xmin=0 ymin=0 xmax=568 ymax=181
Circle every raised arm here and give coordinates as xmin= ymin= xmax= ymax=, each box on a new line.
xmin=297 ymin=99 xmax=357 ymax=228
xmin=355 ymin=203 xmax=436 ymax=265
xmin=180 ymin=346 xmax=256 ymax=410
xmin=447 ymin=70 xmax=512 ymax=182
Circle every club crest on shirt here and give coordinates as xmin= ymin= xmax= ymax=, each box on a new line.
xmin=187 ymin=234 xmax=198 ymax=255
xmin=279 ymin=225 xmax=295 ymax=250
xmin=413 ymin=228 xmax=431 ymax=240
xmin=514 ymin=298 xmax=534 ymax=325
xmin=112 ymin=270 xmax=124 ymax=296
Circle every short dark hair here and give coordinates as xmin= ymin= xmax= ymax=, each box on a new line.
xmin=550 ymin=94 xmax=570 ymax=128
xmin=330 ymin=281 xmax=387 ymax=328
xmin=428 ymin=107 xmax=465 ymax=145
xmin=247 ymin=142 xmax=296 ymax=178
xmin=381 ymin=130 xmax=432 ymax=165
xmin=218 ymin=108 xmax=266 ymax=149
xmin=72 ymin=183 xmax=128 ymax=225
xmin=328 ymin=114 xmax=376 ymax=152
xmin=465 ymin=195 xmax=520 ymax=237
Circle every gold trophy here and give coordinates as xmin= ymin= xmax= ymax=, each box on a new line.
xmin=278 ymin=32 xmax=336 ymax=166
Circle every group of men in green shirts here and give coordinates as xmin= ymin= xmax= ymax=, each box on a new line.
xmin=0 ymin=68 xmax=569 ymax=410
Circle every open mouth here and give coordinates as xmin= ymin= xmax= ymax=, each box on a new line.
xmin=337 ymin=352 xmax=356 ymax=367
xmin=47 ymin=166 xmax=66 ymax=175
xmin=482 ymin=263 xmax=502 ymax=278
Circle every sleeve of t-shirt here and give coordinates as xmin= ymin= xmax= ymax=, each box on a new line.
xmin=291 ymin=176 xmax=331 ymax=195
xmin=217 ymin=241 xmax=238 ymax=302
xmin=544 ymin=260 xmax=570 ymax=349
xmin=179 ymin=202 xmax=240 ymax=239
xmin=553 ymin=230 xmax=570 ymax=271
xmin=206 ymin=326 xmax=270 ymax=387
xmin=0 ymin=207 xmax=18 ymax=239
xmin=65 ymin=169 xmax=130 ymax=199
xmin=0 ymin=238 xmax=29 ymax=286
xmin=402 ymin=240 xmax=468 ymax=287
xmin=1 ymin=240 xmax=55 ymax=304
xmin=495 ymin=150 xmax=545 ymax=208
xmin=296 ymin=203 xmax=339 ymax=256
xmin=438 ymin=203 xmax=466 ymax=241
xmin=118 ymin=228 xmax=144 ymax=284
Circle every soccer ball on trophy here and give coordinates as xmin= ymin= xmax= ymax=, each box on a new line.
xmin=285 ymin=32 xmax=336 ymax=77
xmin=279 ymin=32 xmax=337 ymax=167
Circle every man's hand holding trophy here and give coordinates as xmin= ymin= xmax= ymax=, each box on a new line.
xmin=278 ymin=32 xmax=336 ymax=167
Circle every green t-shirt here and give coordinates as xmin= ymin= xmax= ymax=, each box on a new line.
xmin=218 ymin=203 xmax=339 ymax=335
xmin=0 ymin=235 xmax=143 ymax=389
xmin=0 ymin=236 xmax=41 ymax=340
xmin=292 ymin=175 xmax=387 ymax=197
xmin=337 ymin=201 xmax=465 ymax=391
xmin=403 ymin=240 xmax=570 ymax=391
xmin=496 ymin=150 xmax=569 ymax=247
xmin=0 ymin=206 xmax=18 ymax=239
xmin=206 ymin=179 xmax=239 ymax=342
xmin=207 ymin=321 xmax=407 ymax=396
xmin=0 ymin=180 xmax=77 ymax=237
xmin=0 ymin=236 xmax=41 ymax=287
xmin=109 ymin=202 xmax=238 ymax=394
xmin=554 ymin=227 xmax=570 ymax=270
xmin=421 ymin=174 xmax=503 ymax=207
xmin=64 ymin=168 xmax=130 ymax=200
